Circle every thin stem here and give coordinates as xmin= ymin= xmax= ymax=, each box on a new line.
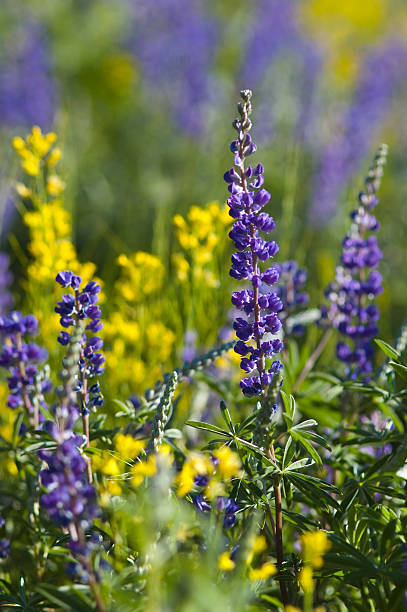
xmin=88 ymin=571 xmax=106 ymax=612
xmin=293 ymin=327 xmax=332 ymax=392
xmin=269 ymin=445 xmax=289 ymax=606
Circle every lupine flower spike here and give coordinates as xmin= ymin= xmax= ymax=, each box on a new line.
xmin=0 ymin=312 xmax=51 ymax=429
xmin=38 ymin=326 xmax=105 ymax=611
xmin=324 ymin=145 xmax=388 ymax=379
xmin=224 ymin=90 xmax=283 ymax=398
xmin=55 ymin=271 xmax=104 ymax=481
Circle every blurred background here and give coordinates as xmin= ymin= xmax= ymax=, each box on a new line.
xmin=1 ymin=0 xmax=407 ymax=394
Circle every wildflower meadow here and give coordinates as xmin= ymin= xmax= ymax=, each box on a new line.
xmin=1 ymin=2 xmax=407 ymax=611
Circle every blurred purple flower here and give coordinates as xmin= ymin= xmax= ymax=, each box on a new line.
xmin=0 ymin=21 xmax=55 ymax=129
xmin=240 ymin=0 xmax=321 ymax=142
xmin=129 ymin=0 xmax=218 ymax=133
xmin=310 ymin=43 xmax=407 ymax=225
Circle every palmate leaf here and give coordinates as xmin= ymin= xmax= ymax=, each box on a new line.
xmin=286 ymin=472 xmax=340 ymax=509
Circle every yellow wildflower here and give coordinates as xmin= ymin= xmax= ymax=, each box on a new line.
xmin=22 ymin=154 xmax=40 ymax=177
xmin=46 ymin=174 xmax=66 ymax=196
xmin=172 ymin=253 xmax=190 ymax=283
xmin=285 ymin=607 xmax=302 ymax=612
xmin=117 ymin=251 xmax=164 ymax=301
xmin=300 ymin=530 xmax=331 ymax=569
xmin=101 ymin=457 xmax=121 ymax=476
xmin=15 ymin=182 xmax=31 ymax=198
xmin=46 ymin=147 xmax=62 ymax=166
xmin=131 ymin=456 xmax=157 ymax=487
xmin=115 ymin=434 xmax=145 ymax=460
xmin=249 ymin=561 xmax=277 ymax=580
xmin=204 ymin=479 xmax=224 ymax=501
xmin=105 ymin=480 xmax=122 ymax=496
xmin=299 ymin=565 xmax=313 ymax=593
xmin=218 ymin=551 xmax=235 ymax=571
xmin=213 ymin=446 xmax=241 ymax=480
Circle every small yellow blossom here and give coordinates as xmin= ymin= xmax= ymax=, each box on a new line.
xmin=115 ymin=434 xmax=145 ymax=460
xmin=249 ymin=561 xmax=277 ymax=580
xmin=46 ymin=147 xmax=62 ymax=166
xmin=285 ymin=606 xmax=302 ymax=612
xmin=101 ymin=457 xmax=121 ymax=476
xmin=300 ymin=530 xmax=331 ymax=569
xmin=117 ymin=251 xmax=164 ymax=301
xmin=246 ymin=534 xmax=268 ymax=565
xmin=105 ymin=480 xmax=122 ymax=496
xmin=213 ymin=446 xmax=241 ymax=480
xmin=46 ymin=174 xmax=65 ymax=196
xmin=174 ymin=462 xmax=196 ymax=497
xmin=131 ymin=456 xmax=157 ymax=487
xmin=22 ymin=154 xmax=40 ymax=177
xmin=299 ymin=565 xmax=313 ymax=593
xmin=218 ymin=551 xmax=235 ymax=571
xmin=15 ymin=182 xmax=31 ymax=198
xmin=204 ymin=479 xmax=225 ymax=501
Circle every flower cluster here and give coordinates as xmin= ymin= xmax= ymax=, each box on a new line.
xmin=299 ymin=530 xmax=331 ymax=594
xmin=55 ymin=271 xmax=104 ymax=414
xmin=0 ymin=21 xmax=54 ymax=130
xmin=0 ymin=312 xmax=50 ymax=427
xmin=273 ymin=261 xmax=309 ymax=335
xmin=194 ymin=495 xmax=238 ymax=529
xmin=224 ymin=90 xmax=283 ymax=397
xmin=38 ymin=326 xmax=100 ymax=582
xmin=39 ymin=439 xmax=99 ymax=529
xmin=324 ymin=145 xmax=388 ymax=379
xmin=13 ymin=125 xmax=61 ymax=181
xmin=0 ymin=515 xmax=10 ymax=560
xmin=172 ymin=201 xmax=231 ymax=288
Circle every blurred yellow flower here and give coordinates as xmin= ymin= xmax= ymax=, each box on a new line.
xmin=213 ymin=446 xmax=241 ymax=480
xmin=46 ymin=174 xmax=66 ymax=197
xmin=131 ymin=456 xmax=157 ymax=487
xmin=249 ymin=561 xmax=276 ymax=580
xmin=115 ymin=434 xmax=145 ymax=460
xmin=300 ymin=530 xmax=331 ymax=569
xmin=101 ymin=457 xmax=121 ymax=476
xmin=218 ymin=551 xmax=235 ymax=571
xmin=299 ymin=565 xmax=313 ymax=593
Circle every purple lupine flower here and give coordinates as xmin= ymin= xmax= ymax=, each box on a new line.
xmin=273 ymin=261 xmax=309 ymax=336
xmin=0 ymin=253 xmax=13 ymax=316
xmin=0 ymin=538 xmax=10 ymax=559
xmin=55 ymin=272 xmax=104 ymax=415
xmin=38 ymin=325 xmax=101 ymax=583
xmin=310 ymin=43 xmax=406 ymax=225
xmin=128 ymin=0 xmax=217 ymax=134
xmin=324 ymin=145 xmax=388 ymax=380
xmin=193 ymin=494 xmax=238 ymax=529
xmin=240 ymin=0 xmax=322 ymax=143
xmin=225 ymin=91 xmax=283 ymax=398
xmin=0 ymin=311 xmax=50 ymax=428
xmin=0 ymin=20 xmax=55 ymax=130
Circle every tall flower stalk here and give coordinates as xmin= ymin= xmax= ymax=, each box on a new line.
xmin=325 ymin=144 xmax=388 ymax=380
xmin=38 ymin=325 xmax=105 ymax=611
xmin=55 ymin=271 xmax=104 ymax=482
xmin=225 ymin=90 xmax=288 ymax=606
xmin=225 ymin=90 xmax=283 ymax=399
xmin=0 ymin=311 xmax=50 ymax=429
